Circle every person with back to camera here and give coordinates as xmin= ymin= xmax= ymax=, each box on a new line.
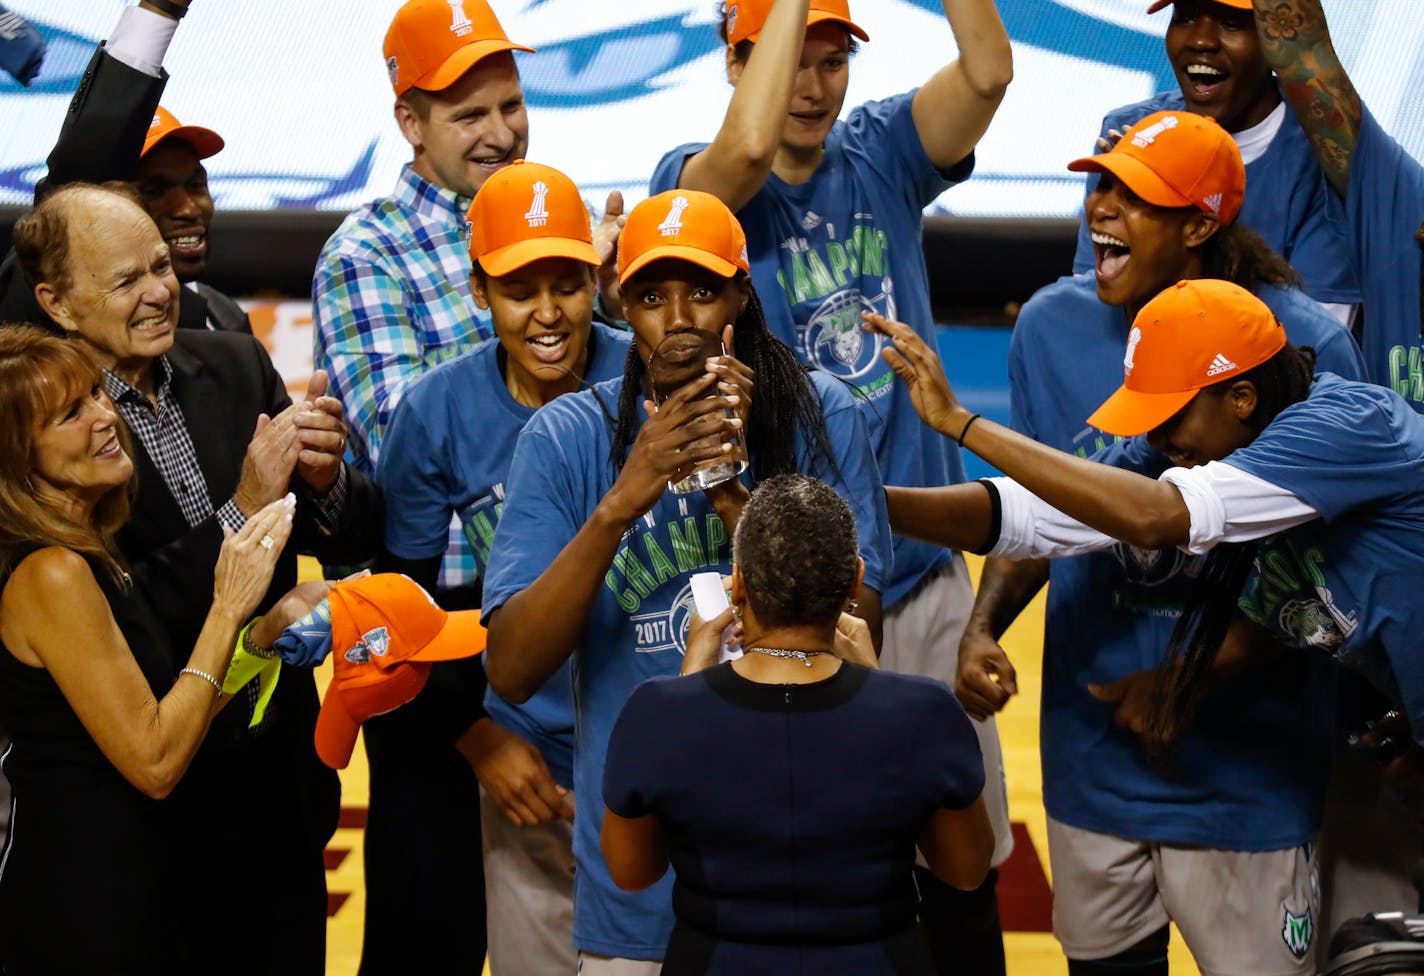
xmin=0 ymin=326 xmax=324 ymax=975
xmin=961 ymin=109 xmax=1365 ymax=975
xmin=481 ymin=188 xmax=892 ymax=974
xmin=600 ymin=473 xmax=994 ymax=975
xmin=1070 ymin=0 xmax=1361 ymax=320
xmin=865 ymin=281 xmax=1424 ymax=932
xmin=376 ymin=160 xmax=632 ymax=973
xmin=650 ymin=3 xmax=1015 ymax=965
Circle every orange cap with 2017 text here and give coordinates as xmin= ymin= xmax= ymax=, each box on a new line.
xmin=383 ymin=0 xmax=534 ymax=97
xmin=314 ymin=573 xmax=487 ymax=770
xmin=724 ymin=0 xmax=869 ymax=46
xmin=1086 ymin=278 xmax=1287 ymax=437
xmin=142 ymin=106 xmax=224 ymax=160
xmin=618 ymin=190 xmax=750 ymax=284
xmin=1067 ymin=110 xmax=1245 ymax=225
xmin=468 ymin=161 xmax=601 ymax=276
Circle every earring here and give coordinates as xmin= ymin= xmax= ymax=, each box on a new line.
xmin=732 ymin=606 xmax=743 ymax=622
xmin=846 ymin=601 xmax=859 ymax=614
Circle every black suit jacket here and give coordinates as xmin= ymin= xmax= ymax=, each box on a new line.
xmin=114 ymin=330 xmax=382 ymax=975
xmin=0 ymin=46 xmax=251 ymax=336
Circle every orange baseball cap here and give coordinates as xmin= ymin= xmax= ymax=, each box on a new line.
xmin=725 ymin=0 xmax=869 ymax=46
xmin=141 ymin=106 xmax=224 ymax=159
xmin=383 ymin=0 xmax=534 ymax=96
xmin=314 ymin=574 xmax=487 ymax=770
xmin=1068 ymin=110 xmax=1245 ymax=224
xmin=1086 ymin=278 xmax=1287 ymax=436
xmin=1147 ymin=0 xmax=1252 ymax=14
xmin=618 ymin=190 xmax=750 ymax=284
xmin=468 ymin=161 xmax=601 ymax=276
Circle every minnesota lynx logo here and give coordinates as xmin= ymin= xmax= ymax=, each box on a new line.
xmin=659 ymin=195 xmax=689 ymax=237
xmin=1131 ymin=115 xmax=1179 ymax=148
xmin=448 ymin=0 xmax=472 ymax=36
xmin=1123 ymin=326 xmax=1142 ymax=374
xmin=726 ymin=4 xmax=739 ymax=37
xmin=385 ymin=56 xmax=399 ymax=87
xmin=1279 ymin=598 xmax=1347 ymax=651
xmin=1282 ymin=907 xmax=1313 ymax=960
xmin=525 ymin=180 xmax=550 ymax=227
xmin=344 ymin=626 xmax=391 ymax=665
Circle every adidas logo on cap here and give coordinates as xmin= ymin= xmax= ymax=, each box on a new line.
xmin=1206 ymin=353 xmax=1237 ymax=377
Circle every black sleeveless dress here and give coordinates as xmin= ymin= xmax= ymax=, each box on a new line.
xmin=0 ymin=545 xmax=186 ymax=975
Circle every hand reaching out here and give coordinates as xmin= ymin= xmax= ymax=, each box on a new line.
xmin=593 ymin=190 xmax=627 ymax=319
xmin=862 ymin=311 xmax=972 ymax=440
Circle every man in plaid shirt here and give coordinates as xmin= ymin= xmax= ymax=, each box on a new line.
xmin=311 ymin=1 xmax=623 ymax=970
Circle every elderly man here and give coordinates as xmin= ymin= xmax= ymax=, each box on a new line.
xmin=12 ymin=182 xmax=382 ymax=976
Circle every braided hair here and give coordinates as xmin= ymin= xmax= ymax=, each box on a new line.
xmin=607 ymin=276 xmax=838 ymax=482
xmin=1145 ymin=341 xmax=1317 ymax=755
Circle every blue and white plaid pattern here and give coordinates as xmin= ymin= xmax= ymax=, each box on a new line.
xmin=312 ymin=164 xmax=492 ymax=590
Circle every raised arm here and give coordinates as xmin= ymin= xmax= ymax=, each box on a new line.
xmin=0 ymin=497 xmax=292 ymax=800
xmin=911 ymin=0 xmax=1013 ymax=170
xmin=870 ymin=313 xmax=1193 ymax=550
xmin=485 ymin=378 xmax=741 ymax=703
xmin=1251 ymin=0 xmax=1361 ymax=196
xmin=677 ymin=0 xmax=812 ymax=212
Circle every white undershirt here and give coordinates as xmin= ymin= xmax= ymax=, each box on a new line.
xmin=987 ymin=461 xmax=1320 ymax=560
xmin=105 ymin=6 xmax=179 ymax=79
xmin=1232 ymin=100 xmax=1287 ymax=167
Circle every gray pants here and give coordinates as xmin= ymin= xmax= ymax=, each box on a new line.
xmin=481 ymin=787 xmax=578 ymax=975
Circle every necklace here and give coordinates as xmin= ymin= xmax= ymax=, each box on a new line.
xmin=744 ymin=646 xmax=832 ymax=669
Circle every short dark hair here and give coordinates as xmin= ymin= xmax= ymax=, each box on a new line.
xmin=398 ymin=86 xmax=433 ymax=120
xmin=733 ymin=474 xmax=858 ymax=629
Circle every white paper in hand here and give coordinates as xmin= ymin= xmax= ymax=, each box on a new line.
xmin=689 ymin=571 xmax=741 ymax=663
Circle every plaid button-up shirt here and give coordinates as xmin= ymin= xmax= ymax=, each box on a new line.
xmin=312 ymin=164 xmax=493 ymax=590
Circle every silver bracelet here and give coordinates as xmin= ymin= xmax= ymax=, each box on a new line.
xmin=180 ymin=667 xmax=223 ymax=694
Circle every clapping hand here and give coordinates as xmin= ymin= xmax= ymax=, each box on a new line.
xmin=292 ymin=371 xmax=348 ymax=496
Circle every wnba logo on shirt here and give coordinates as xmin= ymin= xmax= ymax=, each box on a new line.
xmin=448 ymin=0 xmax=472 ymax=36
xmin=659 ymin=196 xmax=689 ymax=237
xmin=1123 ymin=327 xmax=1142 ymax=375
xmin=525 ymin=181 xmax=550 ymax=228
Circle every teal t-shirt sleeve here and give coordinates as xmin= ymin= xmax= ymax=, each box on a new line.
xmin=1006 ymin=306 xmax=1039 ymax=440
xmin=812 ymin=377 xmax=893 ymax=592
xmin=842 ymin=90 xmax=972 ymax=212
xmin=1332 ymin=106 xmax=1424 ymax=288
xmin=376 ymin=386 xmax=455 ymax=560
xmin=1221 ymin=380 xmax=1411 ymax=521
xmin=481 ymin=421 xmax=583 ymax=620
xmin=649 ymin=141 xmax=707 ymax=196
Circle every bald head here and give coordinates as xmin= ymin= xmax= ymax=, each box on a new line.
xmin=15 ymin=183 xmax=181 ymax=374
xmin=12 ymin=183 xmax=151 ymax=295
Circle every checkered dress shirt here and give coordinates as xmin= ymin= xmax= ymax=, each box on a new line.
xmin=105 ymin=357 xmax=245 ymax=532
xmin=312 ymin=164 xmax=492 ymax=590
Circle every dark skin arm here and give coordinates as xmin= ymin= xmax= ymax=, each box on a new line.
xmin=955 ymin=557 xmax=1044 ymax=720
xmin=1251 ymin=0 xmax=1362 ymax=196
xmin=867 ymin=312 xmax=1193 ymax=551
xmin=485 ymin=374 xmax=742 ymax=704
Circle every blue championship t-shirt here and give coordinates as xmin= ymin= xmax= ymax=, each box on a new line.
xmin=1010 ymin=274 xmax=1364 ymax=847
xmin=652 ymin=91 xmax=972 ymax=607
xmin=378 ymin=322 xmax=632 ymax=788
xmin=1326 ymin=104 xmax=1424 ymax=411
xmin=1227 ymin=374 xmax=1424 ymax=745
xmin=481 ymin=371 xmax=891 ymax=960
xmin=1072 ymin=91 xmax=1362 ymax=306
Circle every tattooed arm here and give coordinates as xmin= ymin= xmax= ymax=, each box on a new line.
xmin=1251 ymin=0 xmax=1362 ymax=196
